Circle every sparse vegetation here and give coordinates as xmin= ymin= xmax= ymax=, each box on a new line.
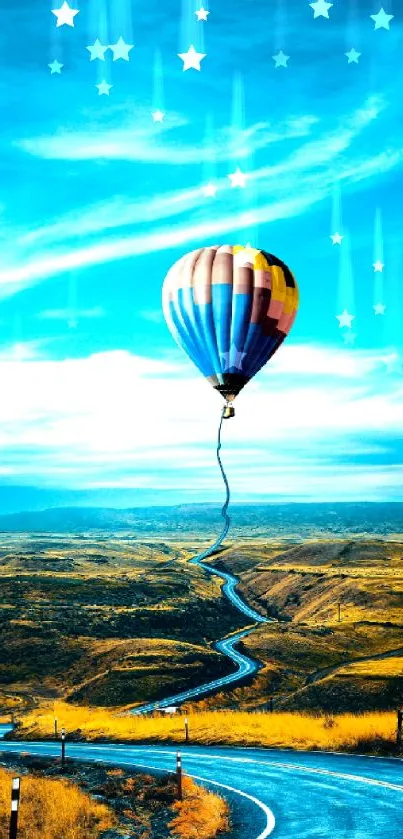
xmin=169 ymin=776 xmax=230 ymax=839
xmin=0 ymin=764 xmax=115 ymax=838
xmin=0 ymin=754 xmax=229 ymax=839
xmin=12 ymin=702 xmax=399 ymax=755
xmin=1 ymin=534 xmax=403 ymax=716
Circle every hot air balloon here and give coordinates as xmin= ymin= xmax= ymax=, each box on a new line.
xmin=162 ymin=245 xmax=299 ymax=418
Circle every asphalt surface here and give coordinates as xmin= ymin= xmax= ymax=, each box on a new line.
xmin=0 ymin=728 xmax=402 ymax=838
xmin=132 ymin=555 xmax=268 ymax=713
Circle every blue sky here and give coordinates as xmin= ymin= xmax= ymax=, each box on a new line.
xmin=0 ymin=0 xmax=402 ymax=507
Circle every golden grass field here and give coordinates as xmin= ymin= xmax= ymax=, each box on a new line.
xmin=0 ymin=766 xmax=115 ymax=838
xmin=169 ymin=776 xmax=229 ymax=839
xmin=15 ymin=702 xmax=399 ymax=754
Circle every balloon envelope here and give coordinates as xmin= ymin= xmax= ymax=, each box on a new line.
xmin=162 ymin=244 xmax=298 ymax=401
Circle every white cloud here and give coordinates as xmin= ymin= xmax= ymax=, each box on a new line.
xmin=0 ymin=344 xmax=401 ymax=500
xmin=16 ymin=113 xmax=318 ymax=165
xmin=0 ymin=95 xmax=400 ymax=300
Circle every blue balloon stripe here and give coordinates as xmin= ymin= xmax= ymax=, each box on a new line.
xmin=194 ymin=299 xmax=225 ymax=383
xmin=229 ymin=292 xmax=253 ymax=371
xmin=211 ymin=283 xmax=232 ymax=372
xmin=246 ymin=334 xmax=283 ymax=379
xmin=177 ymin=287 xmax=211 ymax=373
xmin=168 ymin=300 xmax=212 ymax=376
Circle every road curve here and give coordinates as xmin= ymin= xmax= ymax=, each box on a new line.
xmin=0 ymin=731 xmax=402 ymax=839
xmin=132 ymin=555 xmax=269 ymax=714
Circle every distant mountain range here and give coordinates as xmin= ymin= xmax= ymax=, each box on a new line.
xmin=0 ymin=502 xmax=402 ymax=537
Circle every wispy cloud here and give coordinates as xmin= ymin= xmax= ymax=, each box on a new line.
xmin=37 ymin=306 xmax=105 ymax=321
xmin=0 ymin=95 xmax=401 ymax=301
xmin=15 ymin=112 xmax=319 ymax=164
xmin=0 ymin=344 xmax=401 ymax=500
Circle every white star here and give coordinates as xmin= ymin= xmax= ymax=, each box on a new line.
xmin=203 ymin=183 xmax=218 ymax=197
xmin=336 ymin=309 xmax=355 ymax=328
xmin=343 ymin=331 xmax=356 ymax=345
xmin=178 ymin=44 xmax=206 ymax=71
xmin=373 ymin=260 xmax=384 ymax=272
xmin=152 ymin=110 xmax=165 ymax=122
xmin=272 ymin=50 xmax=289 ymax=68
xmin=345 ymin=48 xmax=361 ymax=64
xmin=373 ymin=303 xmax=386 ymax=315
xmin=96 ymin=80 xmax=113 ymax=96
xmin=233 ymin=247 xmax=257 ymax=266
xmin=309 ymin=0 xmax=333 ymax=19
xmin=228 ymin=167 xmax=247 ymax=188
xmin=109 ymin=37 xmax=134 ymax=61
xmin=51 ymin=2 xmax=79 ymax=27
xmin=221 ymin=346 xmax=247 ymax=372
xmin=48 ymin=59 xmax=63 ymax=74
xmin=86 ymin=39 xmax=108 ymax=61
xmin=68 ymin=317 xmax=78 ymax=329
xmin=370 ymin=8 xmax=394 ymax=30
xmin=195 ymin=7 xmax=209 ymax=20
xmin=330 ymin=232 xmax=344 ymax=244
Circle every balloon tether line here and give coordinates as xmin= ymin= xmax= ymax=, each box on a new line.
xmin=191 ymin=406 xmax=232 ymax=564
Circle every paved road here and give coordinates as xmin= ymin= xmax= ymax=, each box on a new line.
xmin=132 ymin=556 xmax=268 ymax=714
xmin=0 ymin=729 xmax=402 ymax=838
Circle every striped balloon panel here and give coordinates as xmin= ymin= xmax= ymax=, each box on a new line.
xmin=162 ymin=245 xmax=298 ymax=395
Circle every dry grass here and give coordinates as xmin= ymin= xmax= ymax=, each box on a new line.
xmin=16 ymin=701 xmax=398 ymax=754
xmin=0 ymin=766 xmax=115 ymax=838
xmin=169 ymin=776 xmax=229 ymax=839
xmin=337 ymin=656 xmax=403 ymax=678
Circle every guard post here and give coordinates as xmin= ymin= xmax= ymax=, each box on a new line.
xmin=54 ymin=718 xmax=58 ymax=739
xmin=184 ymin=716 xmax=189 ymax=743
xmin=176 ymin=751 xmax=183 ymax=800
xmin=61 ymin=727 xmax=66 ymax=768
xmin=9 ymin=777 xmax=20 ymax=839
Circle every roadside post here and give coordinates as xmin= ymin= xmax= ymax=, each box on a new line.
xmin=61 ymin=727 xmax=66 ymax=768
xmin=397 ymin=709 xmax=403 ymax=751
xmin=54 ymin=718 xmax=58 ymax=739
xmin=9 ymin=777 xmax=20 ymax=839
xmin=184 ymin=716 xmax=189 ymax=743
xmin=337 ymin=602 xmax=341 ymax=623
xmin=176 ymin=751 xmax=183 ymax=800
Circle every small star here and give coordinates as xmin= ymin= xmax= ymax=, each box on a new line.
xmin=370 ymin=8 xmax=394 ymax=30
xmin=96 ymin=80 xmax=113 ymax=96
xmin=233 ymin=247 xmax=257 ymax=266
xmin=343 ymin=331 xmax=357 ymax=345
xmin=228 ymin=167 xmax=247 ymax=188
xmin=373 ymin=303 xmax=386 ymax=315
xmin=272 ymin=50 xmax=289 ymax=68
xmin=109 ymin=37 xmax=134 ymax=61
xmin=51 ymin=1 xmax=79 ymax=27
xmin=309 ymin=0 xmax=333 ymax=19
xmin=373 ymin=260 xmax=384 ymax=272
xmin=48 ymin=59 xmax=63 ymax=74
xmin=336 ymin=309 xmax=355 ymax=328
xmin=195 ymin=7 xmax=210 ymax=20
xmin=221 ymin=345 xmax=247 ymax=371
xmin=345 ymin=48 xmax=361 ymax=63
xmin=203 ymin=183 xmax=218 ymax=197
xmin=178 ymin=44 xmax=206 ymax=71
xmin=152 ymin=110 xmax=165 ymax=122
xmin=330 ymin=232 xmax=344 ymax=244
xmin=86 ymin=39 xmax=108 ymax=61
